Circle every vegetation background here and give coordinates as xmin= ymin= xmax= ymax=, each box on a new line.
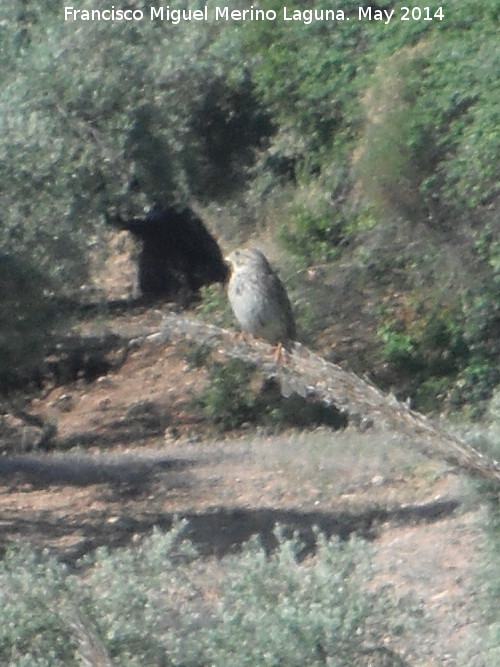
xmin=1 ymin=0 xmax=498 ymax=412
xmin=0 ymin=0 xmax=499 ymax=663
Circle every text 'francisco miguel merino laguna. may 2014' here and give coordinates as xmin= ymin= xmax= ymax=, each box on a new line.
xmin=63 ymin=6 xmax=445 ymax=25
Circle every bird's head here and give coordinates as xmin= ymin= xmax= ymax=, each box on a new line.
xmin=225 ymin=248 xmax=268 ymax=275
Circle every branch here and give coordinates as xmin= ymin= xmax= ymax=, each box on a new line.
xmin=156 ymin=313 xmax=500 ymax=483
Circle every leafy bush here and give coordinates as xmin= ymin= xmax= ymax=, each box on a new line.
xmin=242 ymin=0 xmax=367 ymax=155
xmin=413 ymin=26 xmax=499 ymax=213
xmin=0 ymin=525 xmax=415 ymax=665
xmin=184 ymin=529 xmax=411 ymax=666
xmin=0 ymin=546 xmax=75 ymax=664
xmin=192 ymin=357 xmax=258 ymax=430
xmin=377 ymin=289 xmax=499 ymax=415
xmin=0 ymin=254 xmax=59 ymax=388
xmin=280 ymin=205 xmax=344 ymax=265
xmin=194 ymin=284 xmax=234 ymax=328
xmin=376 ymin=298 xmax=470 ymax=408
xmin=353 ymin=47 xmax=429 ymax=222
xmin=446 ymin=361 xmax=500 ymax=419
xmin=192 ymin=353 xmax=347 ymax=432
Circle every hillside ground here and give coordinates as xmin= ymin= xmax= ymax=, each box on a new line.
xmin=0 ymin=315 xmax=490 ymax=664
xmin=0 ymin=243 xmax=493 ymax=664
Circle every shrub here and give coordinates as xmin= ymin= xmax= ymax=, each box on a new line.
xmin=192 ymin=354 xmax=347 ymax=432
xmin=377 ymin=288 xmax=499 ymax=415
xmin=194 ymin=284 xmax=234 ymax=328
xmin=280 ymin=205 xmax=344 ymax=265
xmin=0 ymin=254 xmax=59 ymax=388
xmin=353 ymin=47 xmax=429 ymax=222
xmin=376 ymin=297 xmax=471 ymax=409
xmin=192 ymin=357 xmax=258 ymax=430
xmin=185 ymin=529 xmax=412 ymax=666
xmin=0 ymin=526 xmax=415 ymax=665
xmin=0 ymin=546 xmax=75 ymax=664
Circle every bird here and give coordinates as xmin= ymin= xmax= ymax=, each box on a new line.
xmin=225 ymin=248 xmax=296 ymax=348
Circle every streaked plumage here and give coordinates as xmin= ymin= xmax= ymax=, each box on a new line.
xmin=225 ymin=248 xmax=296 ymax=345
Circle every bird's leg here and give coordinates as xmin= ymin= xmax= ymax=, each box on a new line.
xmin=232 ymin=329 xmax=255 ymax=346
xmin=274 ymin=342 xmax=294 ymax=364
xmin=274 ymin=342 xmax=284 ymax=364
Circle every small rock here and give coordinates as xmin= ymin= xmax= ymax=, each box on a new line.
xmin=96 ymin=376 xmax=113 ymax=387
xmin=0 ymin=412 xmax=56 ymax=454
xmin=52 ymin=393 xmax=74 ymax=412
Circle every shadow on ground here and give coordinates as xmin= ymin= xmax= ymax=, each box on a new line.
xmin=0 ymin=450 xmax=460 ymax=564
xmin=0 ymin=451 xmax=196 ymax=487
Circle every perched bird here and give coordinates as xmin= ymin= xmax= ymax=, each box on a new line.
xmin=225 ymin=248 xmax=296 ymax=347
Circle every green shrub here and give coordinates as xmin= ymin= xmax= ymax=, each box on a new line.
xmin=0 ymin=254 xmax=59 ymax=388
xmin=192 ymin=355 xmax=347 ymax=432
xmin=0 ymin=0 xmax=271 ymax=384
xmin=354 ymin=47 xmax=429 ymax=221
xmin=0 ymin=526 xmax=416 ymax=665
xmin=242 ymin=0 xmax=367 ymax=155
xmin=185 ymin=529 xmax=412 ymax=666
xmin=376 ymin=298 xmax=471 ymax=409
xmin=446 ymin=361 xmax=500 ymax=419
xmin=414 ymin=30 xmax=499 ymax=213
xmin=377 ymin=290 xmax=499 ymax=415
xmin=193 ymin=357 xmax=258 ymax=430
xmin=280 ymin=205 xmax=344 ymax=265
xmin=378 ymin=302 xmax=467 ymax=374
xmin=0 ymin=546 xmax=75 ymax=664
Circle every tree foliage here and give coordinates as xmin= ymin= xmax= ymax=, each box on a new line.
xmin=0 ymin=0 xmax=271 ymax=292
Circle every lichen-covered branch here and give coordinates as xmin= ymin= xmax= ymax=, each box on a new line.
xmin=158 ymin=313 xmax=500 ymax=483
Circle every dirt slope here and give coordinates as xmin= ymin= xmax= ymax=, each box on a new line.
xmin=0 ymin=309 xmax=489 ymax=663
